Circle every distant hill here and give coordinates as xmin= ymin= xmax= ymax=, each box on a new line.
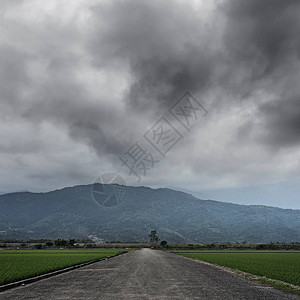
xmin=0 ymin=184 xmax=300 ymax=243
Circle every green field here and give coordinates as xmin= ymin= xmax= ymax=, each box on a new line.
xmin=0 ymin=249 xmax=125 ymax=286
xmin=172 ymin=251 xmax=300 ymax=286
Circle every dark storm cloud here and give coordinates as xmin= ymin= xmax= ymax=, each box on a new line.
xmin=88 ymin=0 xmax=215 ymax=112
xmin=0 ymin=45 xmax=30 ymax=110
xmin=0 ymin=15 xmax=130 ymax=157
xmin=69 ymin=119 xmax=126 ymax=156
xmin=259 ymin=95 xmax=300 ymax=147
xmin=1 ymin=0 xmax=300 ymax=183
xmin=22 ymin=77 xmax=129 ymax=156
xmin=224 ymin=0 xmax=300 ymax=75
xmin=0 ymin=0 xmax=219 ymax=160
xmin=87 ymin=0 xmax=300 ymax=151
xmin=223 ymin=0 xmax=300 ymax=148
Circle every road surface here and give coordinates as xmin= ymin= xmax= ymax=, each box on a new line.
xmin=0 ymin=249 xmax=299 ymax=299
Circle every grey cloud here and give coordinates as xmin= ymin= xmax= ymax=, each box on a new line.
xmin=223 ymin=0 xmax=300 ymax=74
xmin=1 ymin=0 xmax=300 ymax=195
xmin=0 ymin=0 xmax=218 ymax=160
xmin=0 ymin=28 xmax=129 ymax=158
xmin=259 ymin=95 xmax=300 ymax=148
xmin=0 ymin=46 xmax=30 ymax=110
xmin=69 ymin=119 xmax=126 ymax=156
xmin=0 ymin=140 xmax=42 ymax=154
xmin=88 ymin=0 xmax=216 ymax=113
xmin=223 ymin=0 xmax=300 ymax=148
xmin=87 ymin=0 xmax=300 ymax=153
xmin=2 ymin=0 xmax=300 ymax=156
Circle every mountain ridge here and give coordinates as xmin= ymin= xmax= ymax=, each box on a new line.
xmin=1 ymin=184 xmax=300 ymax=243
xmin=4 ymin=183 xmax=298 ymax=210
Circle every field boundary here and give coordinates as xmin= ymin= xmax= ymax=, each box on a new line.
xmin=0 ymin=250 xmax=128 ymax=293
xmin=170 ymin=251 xmax=300 ymax=296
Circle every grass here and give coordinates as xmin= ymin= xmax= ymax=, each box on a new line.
xmin=0 ymin=249 xmax=126 ymax=285
xmin=172 ymin=250 xmax=300 ymax=288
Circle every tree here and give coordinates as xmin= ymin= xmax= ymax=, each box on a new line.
xmin=34 ymin=244 xmax=43 ymax=249
xmin=55 ymin=239 xmax=62 ymax=248
xmin=46 ymin=241 xmax=53 ymax=248
xmin=149 ymin=230 xmax=159 ymax=243
xmin=160 ymin=240 xmax=167 ymax=247
xmin=55 ymin=239 xmax=68 ymax=248
xmin=68 ymin=239 xmax=76 ymax=249
xmin=61 ymin=239 xmax=68 ymax=248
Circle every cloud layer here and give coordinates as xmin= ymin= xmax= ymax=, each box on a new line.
xmin=1 ymin=0 xmax=300 ymax=207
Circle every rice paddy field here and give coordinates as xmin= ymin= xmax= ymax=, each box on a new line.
xmin=172 ymin=250 xmax=300 ymax=286
xmin=0 ymin=249 xmax=125 ymax=286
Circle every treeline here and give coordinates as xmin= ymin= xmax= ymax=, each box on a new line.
xmin=1 ymin=240 xmax=300 ymax=250
xmin=0 ymin=238 xmax=77 ymax=249
xmin=0 ymin=239 xmax=150 ymax=249
xmin=166 ymin=242 xmax=300 ymax=250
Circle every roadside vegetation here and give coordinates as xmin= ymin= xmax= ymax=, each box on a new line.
xmin=2 ymin=239 xmax=300 ymax=250
xmin=2 ymin=238 xmax=300 ymax=291
xmin=172 ymin=250 xmax=300 ymax=293
xmin=0 ymin=249 xmax=125 ymax=286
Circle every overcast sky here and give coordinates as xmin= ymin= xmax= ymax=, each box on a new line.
xmin=1 ymin=0 xmax=300 ymax=208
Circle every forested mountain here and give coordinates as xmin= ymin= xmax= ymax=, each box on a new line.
xmin=1 ymin=184 xmax=300 ymax=243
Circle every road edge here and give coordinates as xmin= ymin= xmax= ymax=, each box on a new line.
xmin=169 ymin=251 xmax=300 ymax=296
xmin=0 ymin=250 xmax=129 ymax=293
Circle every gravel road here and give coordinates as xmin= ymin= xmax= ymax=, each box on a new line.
xmin=0 ymin=248 xmax=299 ymax=300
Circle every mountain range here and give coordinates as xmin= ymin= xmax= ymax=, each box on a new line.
xmin=0 ymin=184 xmax=300 ymax=243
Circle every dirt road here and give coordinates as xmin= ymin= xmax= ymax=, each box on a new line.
xmin=0 ymin=248 xmax=298 ymax=299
